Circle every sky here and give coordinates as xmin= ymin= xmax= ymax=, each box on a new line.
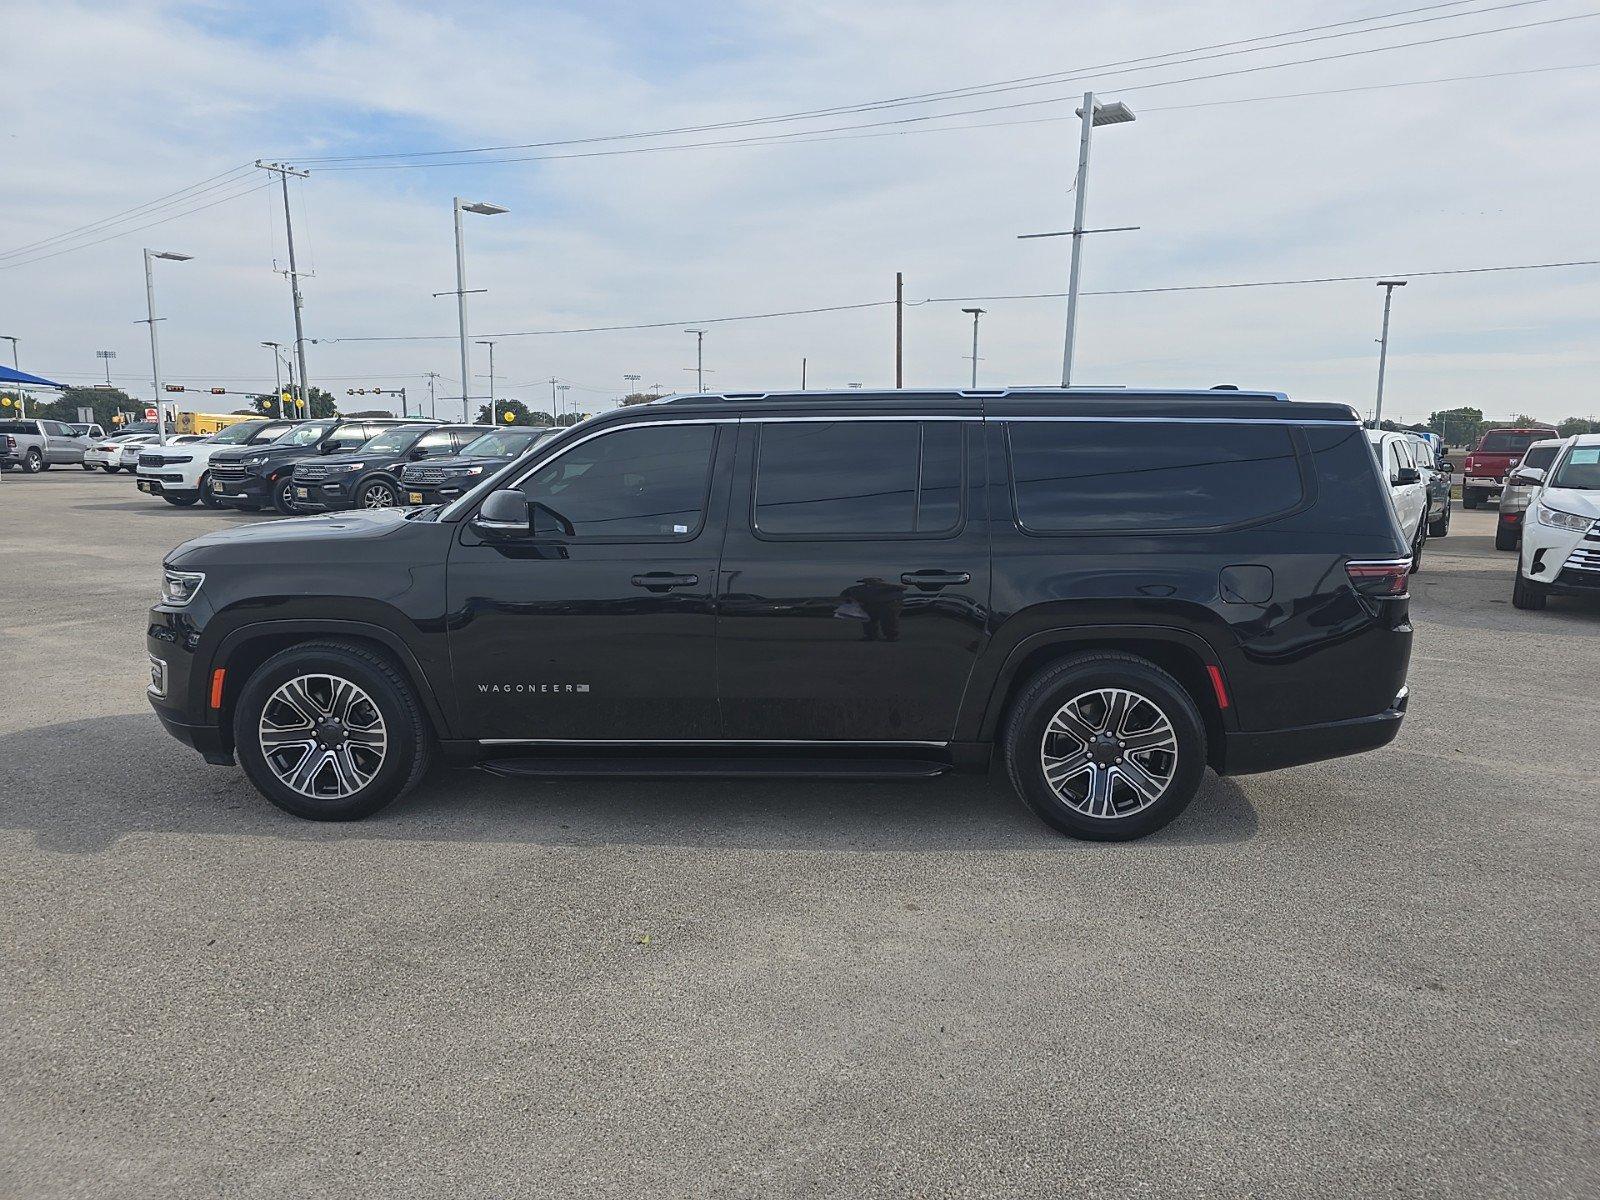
xmin=3 ymin=0 xmax=1598 ymax=426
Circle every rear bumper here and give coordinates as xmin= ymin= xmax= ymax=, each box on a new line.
xmin=1220 ymin=688 xmax=1408 ymax=776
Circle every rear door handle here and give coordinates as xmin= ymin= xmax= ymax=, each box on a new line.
xmin=631 ymin=572 xmax=700 ymax=592
xmin=900 ymin=569 xmax=972 ymax=590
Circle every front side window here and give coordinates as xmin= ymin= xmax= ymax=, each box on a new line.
xmin=1008 ymin=421 xmax=1304 ymax=533
xmin=280 ymin=422 xmax=335 ymax=447
xmin=462 ymin=429 xmax=538 ymax=458
xmin=359 ymin=428 xmax=424 ymax=456
xmin=416 ymin=430 xmax=460 ymax=456
xmin=753 ymin=421 xmax=963 ymax=537
xmin=518 ymin=423 xmax=717 ymax=539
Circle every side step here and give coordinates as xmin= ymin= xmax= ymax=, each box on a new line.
xmin=478 ymin=755 xmax=950 ymax=780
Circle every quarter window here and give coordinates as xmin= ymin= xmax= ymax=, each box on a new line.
xmin=1008 ymin=421 xmax=1304 ymax=533
xmin=518 ymin=423 xmax=717 ymax=539
xmin=753 ymin=421 xmax=964 ymax=536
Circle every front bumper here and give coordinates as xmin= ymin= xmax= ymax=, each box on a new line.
xmin=401 ymin=482 xmax=468 ymax=505
xmin=136 ymin=475 xmax=196 ymax=497
xmin=148 ymin=612 xmax=234 ymax=764
xmin=1221 ymin=688 xmax=1408 ymax=775
xmin=208 ymin=473 xmax=274 ymax=505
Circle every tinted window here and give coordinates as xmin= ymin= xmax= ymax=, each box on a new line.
xmin=462 ymin=429 xmax=538 ymax=458
xmin=754 ymin=421 xmax=963 ymax=536
xmin=519 ymin=424 xmax=716 ymax=539
xmin=1523 ymin=444 xmax=1560 ymax=470
xmin=1009 ymin=421 xmax=1303 ymax=533
xmin=0 ymin=421 xmax=35 ymax=435
xmin=1478 ymin=431 xmax=1549 ymax=454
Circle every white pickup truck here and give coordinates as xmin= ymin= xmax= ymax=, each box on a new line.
xmin=135 ymin=417 xmax=300 ymax=506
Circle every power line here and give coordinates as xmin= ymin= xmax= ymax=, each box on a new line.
xmin=320 ymin=257 xmax=1599 ymax=344
xmin=313 ymin=7 xmax=1598 ymax=172
xmin=291 ymin=0 xmax=1537 ymax=164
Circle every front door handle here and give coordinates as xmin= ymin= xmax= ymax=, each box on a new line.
xmin=631 ymin=572 xmax=700 ymax=592
xmin=900 ymin=569 xmax=972 ymax=590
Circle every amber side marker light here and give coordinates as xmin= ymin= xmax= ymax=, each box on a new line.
xmin=209 ymin=669 xmax=226 ymax=710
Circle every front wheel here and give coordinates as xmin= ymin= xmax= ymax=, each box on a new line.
xmin=1003 ymin=652 xmax=1207 ymax=841
xmin=197 ymin=473 xmax=221 ymax=507
xmin=358 ymin=478 xmax=398 ymax=509
xmin=271 ymin=477 xmax=298 ymax=515
xmin=233 ymin=641 xmax=433 ymax=820
xmin=163 ymin=493 xmax=198 ymax=507
xmin=81 ymin=462 xmax=95 ymax=471
xmin=102 ymin=464 xmax=120 ymax=473
xmin=1512 ymin=570 xmax=1548 ymax=611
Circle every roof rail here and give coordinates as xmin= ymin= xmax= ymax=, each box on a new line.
xmin=653 ymin=386 xmax=1293 ymax=405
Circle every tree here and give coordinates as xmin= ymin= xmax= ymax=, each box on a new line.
xmin=1559 ymin=417 xmax=1595 ymax=437
xmin=33 ymin=386 xmax=137 ymax=431
xmin=1428 ymin=407 xmax=1484 ymax=450
xmin=621 ymin=391 xmax=663 ymax=406
xmin=474 ymin=398 xmax=554 ymax=427
xmin=243 ymin=385 xmax=338 ymax=420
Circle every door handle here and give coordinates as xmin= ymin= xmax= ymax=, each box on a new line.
xmin=631 ymin=572 xmax=700 ymax=592
xmin=900 ymin=569 xmax=972 ymax=590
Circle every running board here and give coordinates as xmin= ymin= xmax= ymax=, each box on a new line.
xmin=477 ymin=755 xmax=950 ymax=780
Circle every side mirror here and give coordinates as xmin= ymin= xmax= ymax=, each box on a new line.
xmin=1513 ymin=467 xmax=1545 ymax=485
xmin=472 ymin=489 xmax=530 ymax=536
xmin=1395 ymin=467 xmax=1421 ymax=486
xmin=1438 ymin=458 xmax=1453 ymax=473
xmin=409 ymin=446 xmax=430 ymax=460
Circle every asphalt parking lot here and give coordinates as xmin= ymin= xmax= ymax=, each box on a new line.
xmin=2 ymin=469 xmax=1597 ymax=1199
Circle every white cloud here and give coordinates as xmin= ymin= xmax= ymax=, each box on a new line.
xmin=3 ymin=0 xmax=1598 ymax=425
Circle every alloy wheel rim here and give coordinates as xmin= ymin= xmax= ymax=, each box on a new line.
xmin=1039 ymin=687 xmax=1178 ymax=819
xmin=258 ymin=673 xmax=388 ymax=799
xmin=363 ymin=484 xmax=394 ymax=508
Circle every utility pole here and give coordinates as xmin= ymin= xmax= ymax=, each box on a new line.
xmin=895 ymin=271 xmax=904 ymax=388
xmin=260 ymin=342 xmax=284 ymax=418
xmin=1373 ymin=280 xmax=1407 ymax=427
xmin=476 ymin=339 xmax=497 ymax=420
xmin=141 ymin=248 xmax=191 ymax=444
xmin=557 ymin=383 xmax=572 ymax=424
xmin=962 ymin=307 xmax=985 ymax=388
xmin=255 ymin=162 xmax=312 ymax=419
xmin=685 ymin=329 xmax=705 ymax=391
xmin=801 ymin=357 xmax=807 ymax=390
xmin=436 ymin=198 xmax=507 ymax=423
xmin=1 ymin=336 xmax=20 ymax=417
xmin=425 ymin=371 xmax=439 ymax=419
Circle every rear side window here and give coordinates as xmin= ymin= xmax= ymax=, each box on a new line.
xmin=1007 ymin=421 xmax=1305 ymax=533
xmin=1523 ymin=444 xmax=1559 ymax=470
xmin=753 ymin=421 xmax=964 ymax=537
xmin=0 ymin=421 xmax=34 ymax=435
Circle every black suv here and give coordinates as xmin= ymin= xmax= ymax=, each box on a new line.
xmin=207 ymin=416 xmax=441 ymax=514
xmin=290 ymin=423 xmax=491 ymax=511
xmin=398 ymin=425 xmax=555 ymax=505
xmin=147 ymin=388 xmax=1413 ymax=841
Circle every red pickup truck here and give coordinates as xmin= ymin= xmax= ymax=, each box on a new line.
xmin=1460 ymin=426 xmax=1558 ymax=509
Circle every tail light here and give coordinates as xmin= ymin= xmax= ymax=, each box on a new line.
xmin=1346 ymin=558 xmax=1411 ymax=598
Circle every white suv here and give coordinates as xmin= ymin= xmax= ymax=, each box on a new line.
xmin=135 ymin=418 xmax=298 ymax=507
xmin=1367 ymin=429 xmax=1428 ymax=569
xmin=1513 ymin=434 xmax=1600 ymax=610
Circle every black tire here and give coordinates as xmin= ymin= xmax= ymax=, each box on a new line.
xmin=81 ymin=462 xmax=95 ymax=471
xmin=233 ymin=640 xmax=433 ymax=821
xmin=102 ymin=464 xmax=120 ymax=473
xmin=197 ymin=473 xmax=221 ymax=507
xmin=1494 ymin=522 xmax=1519 ymax=551
xmin=163 ymin=493 xmax=198 ymax=507
xmin=1462 ymin=489 xmax=1479 ymax=510
xmin=1428 ymin=504 xmax=1450 ymax=539
xmin=1512 ymin=570 xmax=1547 ymax=611
xmin=357 ymin=477 xmax=398 ymax=509
xmin=22 ymin=449 xmax=43 ymax=473
xmin=1409 ymin=523 xmax=1425 ymax=575
xmin=1003 ymin=652 xmax=1208 ymax=841
xmin=271 ymin=477 xmax=298 ymax=515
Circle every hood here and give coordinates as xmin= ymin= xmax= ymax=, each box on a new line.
xmin=166 ymin=508 xmax=424 ymax=567
xmin=1540 ymin=487 xmax=1600 ymax=519
xmin=401 ymin=454 xmax=509 ymax=473
xmin=212 ymin=441 xmax=306 ymax=463
xmin=301 ymin=450 xmax=380 ymax=470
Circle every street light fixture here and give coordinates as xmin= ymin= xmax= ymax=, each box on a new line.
xmin=442 ymin=197 xmax=508 ymax=422
xmin=623 ymin=372 xmax=641 ymax=402
xmin=962 ymin=307 xmax=986 ymax=388
xmin=143 ymin=249 xmax=192 ymax=444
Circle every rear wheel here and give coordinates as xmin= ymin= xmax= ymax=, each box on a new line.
xmin=1410 ymin=523 xmax=1425 ymax=574
xmin=1462 ymin=489 xmax=1480 ymax=510
xmin=81 ymin=462 xmax=95 ymax=471
xmin=102 ymin=464 xmax=120 ymax=473
xmin=1512 ymin=570 xmax=1548 ymax=611
xmin=1428 ymin=504 xmax=1451 ymax=538
xmin=22 ymin=449 xmax=43 ymax=473
xmin=1003 ymin=652 xmax=1207 ymax=841
xmin=1494 ymin=522 xmax=1519 ymax=551
xmin=233 ymin=641 xmax=432 ymax=820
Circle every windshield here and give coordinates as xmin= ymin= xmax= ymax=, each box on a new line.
xmin=461 ymin=429 xmax=540 ymax=458
xmin=1477 ymin=431 xmax=1548 ymax=454
xmin=1521 ymin=444 xmax=1559 ymax=470
xmin=279 ymin=421 xmax=335 ymax=447
xmin=210 ymin=420 xmax=268 ymax=445
xmin=359 ymin=428 xmax=425 ymax=455
xmin=1550 ymin=446 xmax=1600 ymax=491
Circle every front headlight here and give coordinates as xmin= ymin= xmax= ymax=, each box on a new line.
xmin=1535 ymin=504 xmax=1595 ymax=533
xmin=464 ymin=465 xmax=486 ymax=476
xmin=327 ymin=461 xmax=364 ymax=473
xmin=243 ymin=455 xmax=268 ymax=467
xmin=160 ymin=568 xmax=205 ymax=606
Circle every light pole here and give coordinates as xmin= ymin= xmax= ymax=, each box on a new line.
xmin=557 ymin=383 xmax=572 ymax=424
xmin=962 ymin=307 xmax=985 ymax=388
xmin=443 ymin=198 xmax=508 ymax=423
xmin=1373 ymin=280 xmax=1407 ymax=427
xmin=261 ymin=342 xmax=285 ymax=418
xmin=96 ymin=349 xmax=117 ymax=387
xmin=685 ymin=329 xmax=705 ymax=391
xmin=476 ymin=339 xmax=497 ymax=420
xmin=623 ymin=372 xmax=641 ymax=402
xmin=142 ymin=248 xmax=191 ymax=444
xmin=1 ymin=336 xmax=20 ymax=417
xmin=1058 ymin=94 xmax=1135 ymax=387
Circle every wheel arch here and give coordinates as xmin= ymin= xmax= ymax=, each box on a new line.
xmin=210 ymin=619 xmax=454 ymax=749
xmin=967 ymin=625 xmax=1232 ymax=771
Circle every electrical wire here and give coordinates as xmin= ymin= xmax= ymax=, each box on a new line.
xmin=291 ymin=0 xmax=1538 ymax=163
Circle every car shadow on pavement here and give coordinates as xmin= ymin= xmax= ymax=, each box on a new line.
xmin=0 ymin=714 xmax=1259 ymax=854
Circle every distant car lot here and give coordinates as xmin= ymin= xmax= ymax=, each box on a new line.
xmin=2 ymin=469 xmax=1597 ymax=1198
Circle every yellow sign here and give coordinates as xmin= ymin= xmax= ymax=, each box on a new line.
xmin=280 ymin=392 xmax=292 ymax=406
xmin=0 ymin=397 xmax=12 ymax=407
xmin=502 ymin=410 xmax=515 ymax=423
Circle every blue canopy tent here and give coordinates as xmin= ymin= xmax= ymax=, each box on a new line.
xmin=0 ymin=363 xmax=66 ymax=420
